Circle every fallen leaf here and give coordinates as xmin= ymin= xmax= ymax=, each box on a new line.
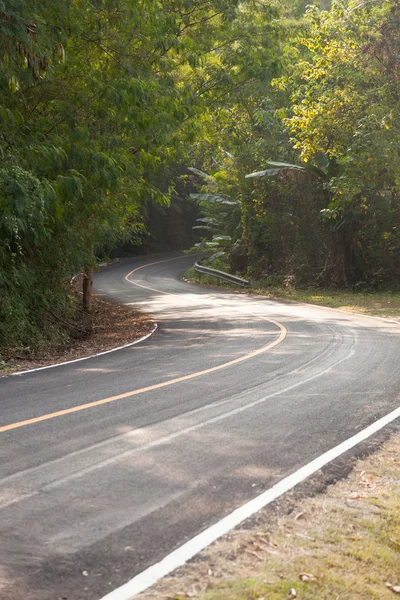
xmin=299 ymin=572 xmax=318 ymax=582
xmin=347 ymin=493 xmax=363 ymax=500
xmin=294 ymin=511 xmax=305 ymax=521
xmin=264 ymin=547 xmax=280 ymax=555
xmin=245 ymin=550 xmax=264 ymax=561
xmin=253 ymin=541 xmax=268 ymax=551
xmin=294 ymin=532 xmax=316 ymax=542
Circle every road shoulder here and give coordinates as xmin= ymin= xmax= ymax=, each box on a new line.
xmin=184 ymin=268 xmax=400 ymax=322
xmin=0 ymin=292 xmax=154 ymax=376
xmin=138 ymin=427 xmax=400 ymax=600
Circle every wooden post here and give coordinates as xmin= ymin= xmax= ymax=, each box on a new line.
xmin=83 ymin=267 xmax=93 ymax=313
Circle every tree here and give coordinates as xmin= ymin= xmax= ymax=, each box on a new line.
xmin=0 ymin=0 xmax=283 ymax=348
xmin=266 ymin=0 xmax=400 ymax=285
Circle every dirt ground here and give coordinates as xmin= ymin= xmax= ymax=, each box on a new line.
xmin=0 ymin=288 xmax=154 ymax=376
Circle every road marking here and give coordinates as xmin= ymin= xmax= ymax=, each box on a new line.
xmin=3 ymin=254 xmax=197 ymax=379
xmin=124 ymin=254 xmax=201 ymax=295
xmin=5 ymin=325 xmax=158 ymax=378
xmin=100 ymin=403 xmax=400 ymax=600
xmin=16 ymin=330 xmax=355 ymax=493
xmin=0 ymin=324 xmax=285 ymax=434
xmin=0 ymin=324 xmax=349 ymax=508
xmin=0 ymin=253 xmax=287 ymax=433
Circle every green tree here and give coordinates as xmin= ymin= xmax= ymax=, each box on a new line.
xmin=277 ymin=0 xmax=400 ymax=285
xmin=0 ymin=0 xmax=283 ymax=348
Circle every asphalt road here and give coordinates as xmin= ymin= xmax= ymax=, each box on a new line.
xmin=1 ymin=252 xmax=400 ymax=600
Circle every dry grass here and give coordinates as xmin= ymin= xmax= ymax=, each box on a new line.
xmin=255 ymin=287 xmax=400 ymax=321
xmin=140 ymin=435 xmax=400 ymax=600
xmin=184 ymin=268 xmax=400 ymax=321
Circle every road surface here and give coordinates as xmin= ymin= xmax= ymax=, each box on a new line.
xmin=1 ymin=253 xmax=399 ymax=599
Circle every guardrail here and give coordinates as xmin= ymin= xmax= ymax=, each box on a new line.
xmin=194 ymin=260 xmax=250 ymax=288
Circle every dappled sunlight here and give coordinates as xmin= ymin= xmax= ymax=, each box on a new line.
xmin=128 ymin=291 xmax=261 ymax=321
xmin=161 ymin=326 xmax=276 ymax=339
xmin=109 ymin=427 xmax=281 ymax=495
xmin=124 ymin=278 xmax=400 ymax=338
xmin=0 ymin=406 xmax=283 ymax=555
xmin=77 ymin=367 xmax=122 ymax=374
xmin=3 ymin=258 xmax=399 ymax=570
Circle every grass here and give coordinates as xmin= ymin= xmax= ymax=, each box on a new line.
xmin=201 ymin=455 xmax=400 ymax=600
xmin=184 ymin=267 xmax=400 ymax=320
xmin=142 ymin=436 xmax=400 ymax=600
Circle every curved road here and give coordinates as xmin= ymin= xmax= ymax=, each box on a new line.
xmin=1 ymin=253 xmax=400 ymax=600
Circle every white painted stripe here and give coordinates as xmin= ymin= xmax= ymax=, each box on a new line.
xmin=5 ymin=253 xmax=197 ymax=379
xmin=291 ymin=299 xmax=400 ymax=326
xmin=100 ymin=403 xmax=400 ymax=600
xmin=31 ymin=334 xmax=353 ymax=491
xmin=7 ymin=325 xmax=157 ymax=378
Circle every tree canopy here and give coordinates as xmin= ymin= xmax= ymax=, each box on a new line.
xmin=1 ymin=0 xmax=399 ymax=352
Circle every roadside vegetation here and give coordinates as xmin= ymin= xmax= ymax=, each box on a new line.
xmin=203 ymin=438 xmax=400 ymax=600
xmin=185 ymin=264 xmax=400 ymax=320
xmin=0 ymin=273 xmax=153 ymax=375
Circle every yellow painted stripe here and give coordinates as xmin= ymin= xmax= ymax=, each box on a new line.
xmin=124 ymin=254 xmax=200 ymax=295
xmin=1 ymin=255 xmax=287 ymax=434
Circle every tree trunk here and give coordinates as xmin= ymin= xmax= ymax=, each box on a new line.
xmin=319 ymin=227 xmax=352 ymax=287
xmin=83 ymin=267 xmax=93 ymax=313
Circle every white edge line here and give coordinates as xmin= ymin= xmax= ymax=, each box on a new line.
xmin=185 ymin=273 xmax=400 ymax=326
xmin=100 ymin=403 xmax=400 ymax=600
xmin=5 ymin=252 xmax=197 ymax=379
xmin=5 ymin=324 xmax=158 ymax=378
xmin=291 ymin=299 xmax=400 ymax=326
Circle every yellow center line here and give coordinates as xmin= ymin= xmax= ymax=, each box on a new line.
xmin=1 ymin=255 xmax=287 ymax=434
xmin=124 ymin=253 xmax=202 ymax=294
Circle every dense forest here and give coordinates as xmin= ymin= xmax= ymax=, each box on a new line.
xmin=1 ymin=0 xmax=399 ymax=352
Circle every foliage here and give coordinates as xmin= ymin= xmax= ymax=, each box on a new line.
xmin=2 ymin=0 xmax=400 ymax=352
xmin=0 ymin=166 xmax=74 ymax=348
xmin=272 ymin=0 xmax=400 ymax=285
xmin=191 ymin=0 xmax=400 ymax=288
xmin=188 ymin=167 xmax=242 ymax=258
xmin=0 ymin=0 xmax=279 ymax=350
